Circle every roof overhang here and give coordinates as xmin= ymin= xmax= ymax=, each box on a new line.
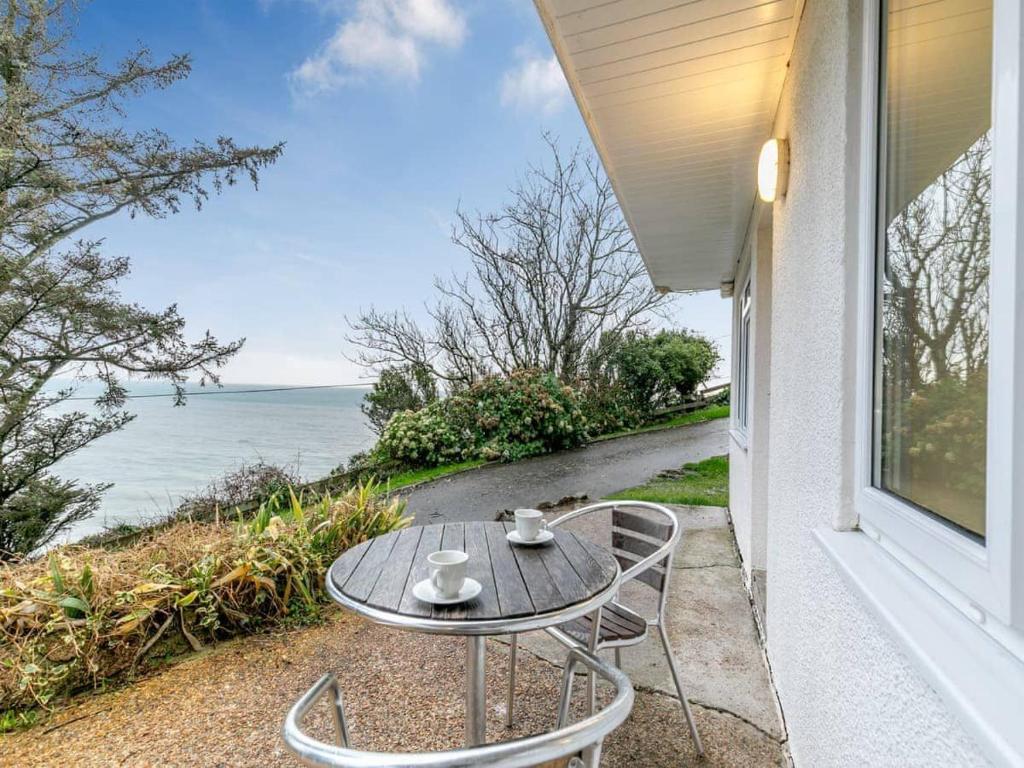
xmin=534 ymin=0 xmax=803 ymax=291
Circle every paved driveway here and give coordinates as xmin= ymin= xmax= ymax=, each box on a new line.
xmin=403 ymin=419 xmax=728 ymax=525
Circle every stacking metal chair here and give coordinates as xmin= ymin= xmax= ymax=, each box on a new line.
xmin=282 ymin=647 xmax=634 ymax=768
xmin=506 ymin=501 xmax=703 ymax=756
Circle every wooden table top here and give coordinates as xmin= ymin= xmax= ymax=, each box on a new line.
xmin=328 ymin=521 xmax=620 ymax=630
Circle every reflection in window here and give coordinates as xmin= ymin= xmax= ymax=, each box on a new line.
xmin=876 ymin=0 xmax=992 ymax=539
xmin=737 ymin=280 xmax=752 ymax=433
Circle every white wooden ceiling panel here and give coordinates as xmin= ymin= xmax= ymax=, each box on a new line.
xmin=534 ymin=0 xmax=803 ymax=290
xmin=589 ymin=82 xmax=778 ymax=134
xmin=584 ymin=42 xmax=791 ymax=105
xmin=563 ymin=0 xmax=785 ymax=53
xmin=553 ymin=0 xmax=723 ymax=35
xmin=587 ymin=59 xmax=788 ymax=118
xmin=599 ymin=106 xmax=774 ymax=150
xmin=571 ymin=12 xmax=793 ymax=76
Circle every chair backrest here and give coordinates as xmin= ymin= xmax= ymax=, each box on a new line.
xmin=550 ymin=501 xmax=681 ymax=597
xmin=282 ymin=648 xmax=634 ymax=768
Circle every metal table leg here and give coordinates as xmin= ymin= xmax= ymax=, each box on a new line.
xmin=586 ymin=607 xmax=602 ymax=716
xmin=466 ymin=636 xmax=487 ymax=746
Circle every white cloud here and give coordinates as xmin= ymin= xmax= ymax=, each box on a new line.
xmin=500 ymin=51 xmax=569 ymax=115
xmin=292 ymin=0 xmax=467 ymax=91
xmin=223 ymin=347 xmax=366 ymax=387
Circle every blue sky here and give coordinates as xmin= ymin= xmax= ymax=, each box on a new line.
xmin=75 ymin=0 xmax=731 ymax=386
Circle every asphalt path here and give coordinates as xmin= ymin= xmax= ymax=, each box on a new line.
xmin=402 ymin=419 xmax=729 ymax=525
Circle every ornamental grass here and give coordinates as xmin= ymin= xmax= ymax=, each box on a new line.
xmin=0 ymin=481 xmax=410 ymax=712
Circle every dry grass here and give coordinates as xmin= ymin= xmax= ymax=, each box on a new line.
xmin=0 ymin=483 xmax=410 ymax=713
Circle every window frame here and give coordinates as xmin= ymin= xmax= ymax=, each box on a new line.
xmin=733 ymin=271 xmax=753 ymax=441
xmin=855 ymin=0 xmax=1024 ymax=643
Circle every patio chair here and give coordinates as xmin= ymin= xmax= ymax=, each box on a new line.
xmin=282 ymin=647 xmax=634 ymax=768
xmin=506 ymin=501 xmax=704 ymax=757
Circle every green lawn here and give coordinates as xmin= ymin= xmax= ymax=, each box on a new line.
xmin=593 ymin=404 xmax=730 ymax=442
xmin=607 ymin=454 xmax=729 ymax=507
xmin=382 ymin=404 xmax=730 ymax=495
xmin=384 ymin=459 xmax=488 ymax=491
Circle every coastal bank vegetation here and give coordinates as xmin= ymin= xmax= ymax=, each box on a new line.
xmin=0 ymin=1 xmax=727 ymax=728
xmin=0 ymin=0 xmax=281 ymax=563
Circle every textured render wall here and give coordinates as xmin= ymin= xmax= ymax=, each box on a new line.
xmin=765 ymin=0 xmax=988 ymax=765
xmin=729 ymin=424 xmax=753 ymax=570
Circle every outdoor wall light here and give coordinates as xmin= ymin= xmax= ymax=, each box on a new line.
xmin=757 ymin=137 xmax=789 ymax=202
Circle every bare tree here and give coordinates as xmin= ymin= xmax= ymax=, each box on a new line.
xmin=0 ymin=0 xmax=282 ymax=558
xmin=348 ymin=138 xmax=669 ymax=386
xmin=884 ymin=132 xmax=991 ymax=386
xmin=879 ymin=131 xmax=991 ymax=521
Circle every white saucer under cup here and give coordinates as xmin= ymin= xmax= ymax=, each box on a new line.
xmin=413 ymin=577 xmax=483 ymax=605
xmin=507 ymin=528 xmax=555 ymax=547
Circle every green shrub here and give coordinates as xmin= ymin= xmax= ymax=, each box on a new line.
xmin=577 ymin=382 xmax=645 ymax=435
xmin=583 ymin=330 xmax=720 ymax=425
xmin=465 ymin=370 xmax=588 ymax=462
xmin=0 ymin=481 xmax=410 ymax=711
xmin=708 ymin=385 xmax=730 ymax=406
xmin=612 ymin=330 xmax=719 ymax=412
xmin=373 ymin=369 xmax=588 ymax=468
xmin=362 ymin=365 xmax=438 ymax=435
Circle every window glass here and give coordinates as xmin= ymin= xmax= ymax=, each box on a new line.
xmin=875 ymin=0 xmax=993 ymax=539
xmin=737 ymin=280 xmax=752 ymax=432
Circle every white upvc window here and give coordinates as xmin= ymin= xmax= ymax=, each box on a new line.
xmin=855 ymin=0 xmax=1024 ymax=659
xmin=735 ymin=278 xmax=753 ymax=437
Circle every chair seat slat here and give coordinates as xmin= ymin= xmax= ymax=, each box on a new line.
xmin=560 ymin=602 xmax=648 ymax=644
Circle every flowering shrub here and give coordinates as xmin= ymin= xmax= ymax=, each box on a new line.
xmin=466 ymin=370 xmax=587 ymax=462
xmin=373 ymin=369 xmax=588 ymax=468
xmin=374 ymin=401 xmax=469 ymax=468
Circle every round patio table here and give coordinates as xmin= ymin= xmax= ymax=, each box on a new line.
xmin=325 ymin=520 xmax=621 ymax=747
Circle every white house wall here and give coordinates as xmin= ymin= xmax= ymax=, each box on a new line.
xmin=729 ymin=211 xmax=773 ymax=582
xmin=764 ymin=0 xmax=989 ymax=764
xmin=729 ymin=427 xmax=755 ymax=571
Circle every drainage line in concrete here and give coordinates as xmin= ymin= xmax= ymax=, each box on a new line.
xmin=496 ymin=638 xmax=786 ymax=746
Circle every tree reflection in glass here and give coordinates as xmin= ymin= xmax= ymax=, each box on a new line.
xmin=878 ymin=133 xmax=990 ymax=539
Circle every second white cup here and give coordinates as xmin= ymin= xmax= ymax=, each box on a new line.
xmin=428 ymin=550 xmax=468 ymax=598
xmin=514 ymin=508 xmax=547 ymax=541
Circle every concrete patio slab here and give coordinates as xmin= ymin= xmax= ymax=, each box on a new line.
xmin=505 ymin=503 xmax=785 ymax=742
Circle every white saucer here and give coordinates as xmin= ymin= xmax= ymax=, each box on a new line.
xmin=412 ymin=577 xmax=482 ymax=605
xmin=507 ymin=529 xmax=555 ymax=546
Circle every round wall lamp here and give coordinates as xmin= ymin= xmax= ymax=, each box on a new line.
xmin=757 ymin=137 xmax=789 ymax=202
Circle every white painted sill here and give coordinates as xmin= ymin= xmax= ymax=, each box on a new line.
xmin=814 ymin=528 xmax=1024 ymax=767
xmin=729 ymin=428 xmax=748 ymax=452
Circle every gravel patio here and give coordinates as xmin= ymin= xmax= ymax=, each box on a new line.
xmin=0 ymin=504 xmax=788 ymax=767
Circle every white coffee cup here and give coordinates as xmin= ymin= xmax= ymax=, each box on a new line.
xmin=514 ymin=508 xmax=547 ymax=541
xmin=428 ymin=550 xmax=468 ymax=598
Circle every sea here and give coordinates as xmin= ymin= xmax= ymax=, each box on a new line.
xmin=47 ymin=382 xmax=375 ymax=543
